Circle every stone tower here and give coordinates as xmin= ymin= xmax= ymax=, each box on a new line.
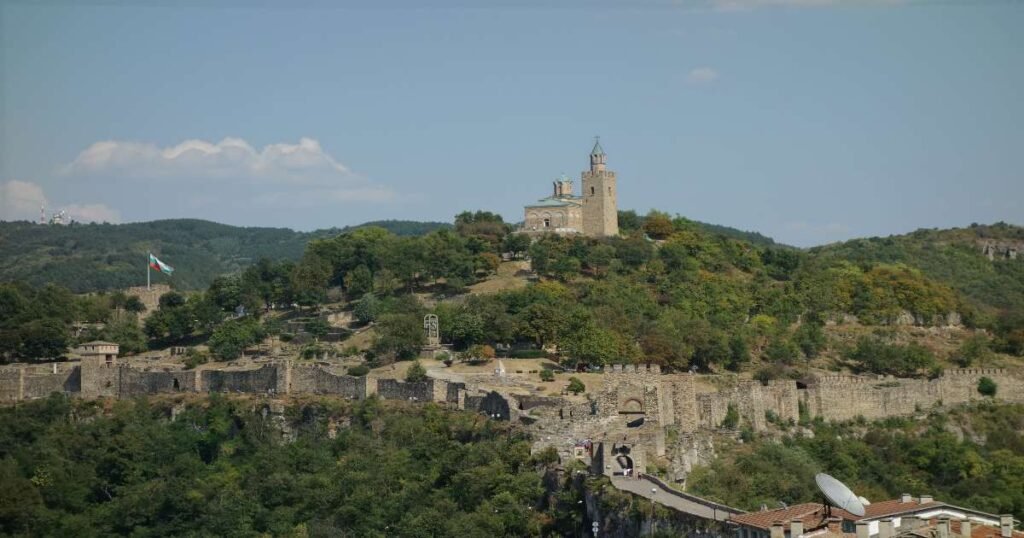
xmin=581 ymin=138 xmax=619 ymax=237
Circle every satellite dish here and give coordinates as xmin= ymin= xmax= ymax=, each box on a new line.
xmin=815 ymin=473 xmax=866 ymax=517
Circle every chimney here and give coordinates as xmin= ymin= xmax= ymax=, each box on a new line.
xmin=1001 ymin=515 xmax=1014 ymax=538
xmin=920 ymin=495 xmax=934 ymax=504
xmin=901 ymin=493 xmax=913 ymax=503
xmin=771 ymin=521 xmax=785 ymax=538
xmin=857 ymin=521 xmax=871 ymax=538
xmin=879 ymin=518 xmax=895 ymax=538
xmin=937 ymin=518 xmax=950 ymax=538
xmin=791 ymin=519 xmax=804 ymax=538
xmin=960 ymin=518 xmax=971 ymax=538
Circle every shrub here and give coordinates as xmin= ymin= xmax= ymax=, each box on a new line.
xmin=183 ymin=348 xmax=209 ymax=370
xmin=977 ymin=377 xmax=998 ymax=397
xmin=406 ymin=360 xmax=428 ymax=382
xmin=845 ymin=336 xmax=936 ymax=377
xmin=540 ymin=369 xmax=555 ymax=382
xmin=721 ymin=403 xmax=740 ymax=429
xmin=347 ymin=364 xmax=370 ymax=377
xmin=567 ymin=377 xmax=585 ymax=394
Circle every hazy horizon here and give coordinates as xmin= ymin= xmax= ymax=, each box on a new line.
xmin=2 ymin=0 xmax=1021 ymax=247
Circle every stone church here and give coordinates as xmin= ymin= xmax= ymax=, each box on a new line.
xmin=522 ymin=139 xmax=619 ymax=237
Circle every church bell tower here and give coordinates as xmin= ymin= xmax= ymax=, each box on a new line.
xmin=581 ymin=137 xmax=619 ymax=237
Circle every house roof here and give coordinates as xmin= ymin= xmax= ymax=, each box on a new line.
xmin=731 ymin=503 xmax=830 ymax=531
xmin=80 ymin=341 xmax=119 ymax=347
xmin=910 ymin=518 xmax=1023 ymax=538
xmin=731 ymin=498 xmax=945 ymax=531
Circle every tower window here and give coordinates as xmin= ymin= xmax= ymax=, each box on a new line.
xmin=608 ymin=187 xmax=612 ymax=195
xmin=590 ymin=186 xmax=595 ymax=195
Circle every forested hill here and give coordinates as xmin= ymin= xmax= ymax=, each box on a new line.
xmin=808 ymin=222 xmax=1024 ymax=317
xmin=0 ymin=219 xmax=449 ymax=292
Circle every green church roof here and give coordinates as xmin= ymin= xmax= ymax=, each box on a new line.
xmin=526 ymin=197 xmax=580 ymax=208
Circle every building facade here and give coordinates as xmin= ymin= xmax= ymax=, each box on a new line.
xmin=523 ymin=139 xmax=619 ymax=237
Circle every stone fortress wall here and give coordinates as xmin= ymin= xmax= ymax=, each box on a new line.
xmin=2 ymin=358 xmax=1023 ymax=470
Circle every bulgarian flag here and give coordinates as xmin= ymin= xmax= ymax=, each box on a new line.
xmin=149 ymin=253 xmax=174 ymax=276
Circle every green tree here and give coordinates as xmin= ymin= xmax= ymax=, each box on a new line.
xmin=101 ymin=317 xmax=147 ymax=355
xmin=353 ymin=293 xmax=381 ymax=325
xmin=955 ymin=334 xmax=992 ymax=367
xmin=977 ymin=377 xmax=997 ymax=397
xmin=207 ymin=318 xmax=266 ymax=361
xmin=643 ymin=210 xmax=675 ymax=240
xmin=374 ymin=313 xmax=426 ymax=360
xmin=406 ymin=360 xmax=428 ymax=382
xmin=344 ymin=264 xmax=374 ymax=298
xmin=503 ymin=233 xmax=532 ymax=259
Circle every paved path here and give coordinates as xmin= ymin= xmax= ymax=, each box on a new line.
xmin=610 ymin=475 xmax=741 ymax=522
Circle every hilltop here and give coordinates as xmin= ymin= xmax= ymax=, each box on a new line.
xmin=810 ymin=222 xmax=1024 ymax=317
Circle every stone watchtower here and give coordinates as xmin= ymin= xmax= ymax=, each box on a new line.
xmin=581 ymin=138 xmax=619 ymax=237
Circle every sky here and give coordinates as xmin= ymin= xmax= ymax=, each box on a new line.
xmin=1 ymin=0 xmax=1021 ymax=247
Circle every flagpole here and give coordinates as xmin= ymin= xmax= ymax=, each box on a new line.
xmin=147 ymin=252 xmax=151 ymax=290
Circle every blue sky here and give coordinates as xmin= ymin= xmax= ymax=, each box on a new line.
xmin=1 ymin=0 xmax=1021 ymax=246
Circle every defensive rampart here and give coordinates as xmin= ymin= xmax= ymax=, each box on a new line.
xmin=3 ymin=359 xmax=1022 ymax=445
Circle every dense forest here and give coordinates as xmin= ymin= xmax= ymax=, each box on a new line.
xmin=3 ymin=212 xmax=1023 ymax=377
xmin=0 ymin=219 xmax=449 ymax=292
xmin=0 ymin=214 xmax=767 ymax=293
xmin=0 ymin=394 xmax=583 ymax=537
xmin=688 ymin=402 xmax=1024 ymax=521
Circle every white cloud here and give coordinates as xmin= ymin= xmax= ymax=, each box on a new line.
xmin=60 ymin=136 xmax=355 ymax=185
xmin=0 ymin=180 xmax=47 ymax=221
xmin=687 ymin=67 xmax=720 ymax=84
xmin=0 ymin=180 xmax=120 ymax=223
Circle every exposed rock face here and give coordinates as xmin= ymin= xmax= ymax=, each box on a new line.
xmin=979 ymin=240 xmax=1021 ymax=260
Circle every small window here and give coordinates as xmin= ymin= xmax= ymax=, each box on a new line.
xmin=842 ymin=521 xmax=856 ymax=533
xmin=590 ymin=186 xmax=595 ymax=195
xmin=543 ymin=218 xmax=550 ymax=228
xmin=608 ymin=187 xmax=612 ymax=195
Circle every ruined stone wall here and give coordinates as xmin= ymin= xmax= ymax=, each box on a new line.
xmin=16 ymin=363 xmax=81 ymax=400
xmin=377 ymin=378 xmax=433 ymax=401
xmin=0 ymin=368 xmax=20 ymax=402
xmin=289 ymin=364 xmax=366 ymax=399
xmin=120 ymin=368 xmax=196 ymax=396
xmin=695 ymin=379 xmax=799 ymax=431
xmin=80 ymin=358 xmax=121 ymax=399
xmin=202 ymin=365 xmax=278 ymax=394
xmin=446 ymin=382 xmax=466 ymax=404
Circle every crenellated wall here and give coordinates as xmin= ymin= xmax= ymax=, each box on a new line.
xmin=4 ymin=357 xmax=1023 ymax=449
xmin=804 ymin=369 xmax=1024 ymax=423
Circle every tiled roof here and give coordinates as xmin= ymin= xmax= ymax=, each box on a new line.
xmin=731 ymin=499 xmax=944 ymax=531
xmin=862 ymin=499 xmax=942 ymax=519
xmin=914 ymin=518 xmax=1024 ymax=538
xmin=731 ymin=503 xmax=830 ymax=531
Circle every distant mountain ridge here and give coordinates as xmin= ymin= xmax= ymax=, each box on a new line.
xmin=0 ymin=219 xmax=449 ymax=292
